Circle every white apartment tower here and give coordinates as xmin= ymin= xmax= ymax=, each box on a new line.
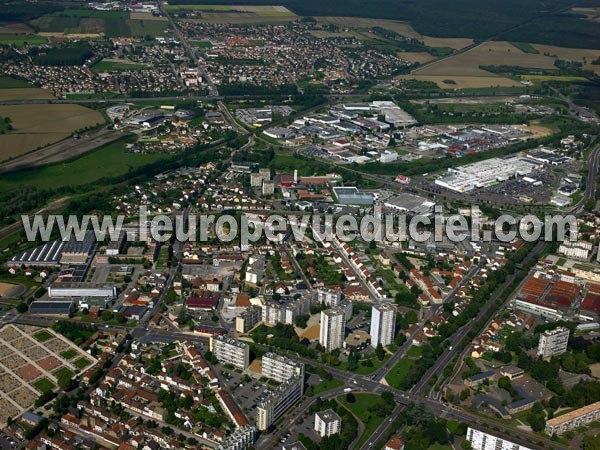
xmin=209 ymin=335 xmax=250 ymax=369
xmin=370 ymin=302 xmax=397 ymax=347
xmin=537 ymin=327 xmax=570 ymax=358
xmin=319 ymin=307 xmax=346 ymax=352
xmin=314 ymin=409 xmax=341 ymax=437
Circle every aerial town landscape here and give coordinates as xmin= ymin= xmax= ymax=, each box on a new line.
xmin=0 ymin=0 xmax=599 ymax=449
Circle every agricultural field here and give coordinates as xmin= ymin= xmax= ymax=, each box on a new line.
xmin=399 ymin=41 xmax=565 ymax=88
xmin=0 ymin=104 xmax=104 ymax=161
xmin=315 ymin=16 xmax=473 ymax=49
xmin=175 ymin=5 xmax=297 ymax=24
xmin=28 ymin=8 xmax=168 ymax=38
xmin=531 ymin=44 xmax=600 ymax=74
xmin=521 ymin=75 xmax=589 ymax=83
xmin=0 ymin=87 xmax=55 ymax=101
xmin=572 ymin=7 xmax=600 ymax=22
xmin=400 ymin=52 xmax=436 ymax=64
xmin=0 ymin=137 xmax=167 ymax=191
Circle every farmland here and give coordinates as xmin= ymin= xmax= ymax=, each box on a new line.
xmin=0 ymin=137 xmax=167 ymax=191
xmin=315 ymin=16 xmax=473 ymax=50
xmin=28 ymin=8 xmax=169 ymax=38
xmin=398 ymin=40 xmax=582 ymax=88
xmin=0 ymin=104 xmax=104 ymax=161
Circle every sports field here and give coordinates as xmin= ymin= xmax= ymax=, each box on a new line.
xmin=93 ymin=59 xmax=149 ymax=71
xmin=0 ymin=104 xmax=103 ymax=161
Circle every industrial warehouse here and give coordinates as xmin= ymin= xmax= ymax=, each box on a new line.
xmin=434 ymin=156 xmax=543 ymax=192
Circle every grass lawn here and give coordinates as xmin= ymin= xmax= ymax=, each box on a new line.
xmin=0 ymin=34 xmax=46 ymax=47
xmin=0 ymin=77 xmax=32 ymax=89
xmin=60 ymin=349 xmax=78 ymax=360
xmin=306 ymin=377 xmax=344 ymax=396
xmin=192 ymin=40 xmax=213 ymax=48
xmin=33 ymin=377 xmax=55 ymax=394
xmin=339 ymin=393 xmax=386 ymax=449
xmin=92 ymin=60 xmax=149 ymax=71
xmin=339 ymin=354 xmax=389 ymax=375
xmin=73 ymin=357 xmax=91 ymax=370
xmin=406 ymin=345 xmax=423 ymax=357
xmin=0 ymin=137 xmax=167 ymax=191
xmin=385 ymin=358 xmax=416 ymax=389
xmin=33 ymin=330 xmax=53 ymax=342
xmin=427 ymin=444 xmax=453 ymax=450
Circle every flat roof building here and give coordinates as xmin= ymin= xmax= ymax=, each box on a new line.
xmin=545 ymin=401 xmax=600 ymax=435
xmin=314 ymin=409 xmax=341 ymax=437
xmin=256 ymin=376 xmax=303 ymax=430
xmin=320 ymin=307 xmax=346 ymax=352
xmin=370 ymin=302 xmax=397 ymax=348
xmin=262 ymin=353 xmax=304 ymax=385
xmin=537 ymin=327 xmax=570 ymax=358
xmin=467 ymin=427 xmax=532 ymax=450
xmin=210 ymin=335 xmax=250 ymax=370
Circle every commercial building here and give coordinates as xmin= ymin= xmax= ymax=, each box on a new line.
xmin=466 ymin=427 xmax=532 ymax=450
xmin=48 ymin=284 xmax=117 ymax=299
xmin=262 ymin=353 xmax=304 ymax=385
xmin=545 ymin=401 xmax=600 ymax=435
xmin=314 ymin=409 xmax=341 ymax=437
xmin=256 ymin=376 xmax=303 ymax=430
xmin=370 ymin=302 xmax=397 ymax=347
xmin=283 ymin=442 xmax=307 ymax=450
xmin=332 ymin=186 xmax=374 ymax=206
xmin=209 ymin=335 xmax=250 ymax=369
xmin=435 ymin=157 xmax=541 ymax=193
xmin=235 ymin=305 xmax=262 ymax=333
xmin=28 ymin=300 xmax=75 ymax=315
xmin=10 ymin=230 xmax=96 ymax=267
xmin=317 ymin=288 xmax=342 ymax=307
xmin=382 ymin=193 xmax=435 ymax=216
xmin=319 ymin=307 xmax=346 ymax=352
xmin=537 ymin=327 xmax=570 ymax=358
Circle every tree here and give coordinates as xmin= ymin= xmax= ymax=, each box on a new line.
xmin=16 ymin=302 xmax=28 ymax=313
xmin=375 ymin=343 xmax=385 ymax=361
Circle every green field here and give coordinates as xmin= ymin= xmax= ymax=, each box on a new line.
xmin=93 ymin=60 xmax=149 ymax=71
xmin=129 ymin=19 xmax=169 ymax=37
xmin=192 ymin=40 xmax=213 ymax=48
xmin=510 ymin=42 xmax=539 ymax=54
xmin=406 ymin=345 xmax=423 ymax=357
xmin=256 ymin=10 xmax=296 ymax=17
xmin=0 ymin=137 xmax=167 ymax=191
xmin=33 ymin=330 xmax=53 ymax=342
xmin=49 ymin=9 xmax=128 ymax=19
xmin=60 ymin=349 xmax=78 ymax=360
xmin=385 ymin=358 xmax=416 ymax=389
xmin=33 ymin=377 xmax=55 ymax=394
xmin=0 ymin=34 xmax=47 ymax=47
xmin=521 ymin=75 xmax=589 ymax=82
xmin=339 ymin=394 xmax=387 ymax=449
xmin=0 ymin=77 xmax=32 ymax=89
xmin=164 ymin=4 xmax=235 ymax=11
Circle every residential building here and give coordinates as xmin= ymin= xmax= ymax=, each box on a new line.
xmin=256 ymin=376 xmax=303 ymax=430
xmin=209 ymin=335 xmax=250 ymax=369
xmin=262 ymin=353 xmax=304 ymax=386
xmin=545 ymin=401 xmax=600 ymax=435
xmin=466 ymin=427 xmax=532 ymax=450
xmin=319 ymin=307 xmax=346 ymax=352
xmin=317 ymin=288 xmax=342 ymax=307
xmin=314 ymin=409 xmax=341 ymax=437
xmin=384 ymin=437 xmax=405 ymax=450
xmin=370 ymin=302 xmax=397 ymax=347
xmin=236 ymin=305 xmax=261 ymax=333
xmin=537 ymin=327 xmax=570 ymax=358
